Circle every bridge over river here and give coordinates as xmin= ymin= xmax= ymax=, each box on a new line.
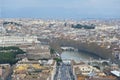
xmin=61 ymin=51 xmax=111 ymax=70
xmin=61 ymin=47 xmax=78 ymax=51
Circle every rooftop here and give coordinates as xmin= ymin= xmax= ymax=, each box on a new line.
xmin=111 ymin=70 xmax=120 ymax=77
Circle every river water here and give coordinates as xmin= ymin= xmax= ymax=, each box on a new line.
xmin=61 ymin=51 xmax=100 ymax=62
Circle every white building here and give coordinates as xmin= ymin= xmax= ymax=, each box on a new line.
xmin=0 ymin=36 xmax=40 ymax=46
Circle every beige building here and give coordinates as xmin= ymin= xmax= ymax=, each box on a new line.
xmin=73 ymin=64 xmax=106 ymax=80
xmin=26 ymin=44 xmax=51 ymax=60
xmin=12 ymin=58 xmax=56 ymax=80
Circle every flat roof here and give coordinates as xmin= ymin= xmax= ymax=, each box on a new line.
xmin=111 ymin=70 xmax=120 ymax=77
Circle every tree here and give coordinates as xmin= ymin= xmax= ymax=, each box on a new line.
xmin=0 ymin=46 xmax=25 ymax=65
xmin=50 ymin=48 xmax=55 ymax=54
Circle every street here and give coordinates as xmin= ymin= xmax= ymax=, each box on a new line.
xmin=54 ymin=62 xmax=75 ymax=80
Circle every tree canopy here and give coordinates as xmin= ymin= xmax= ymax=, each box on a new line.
xmin=0 ymin=46 xmax=25 ymax=65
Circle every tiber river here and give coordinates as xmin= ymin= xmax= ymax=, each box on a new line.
xmin=61 ymin=51 xmax=100 ymax=62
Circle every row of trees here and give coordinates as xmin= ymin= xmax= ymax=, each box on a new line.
xmin=72 ymin=24 xmax=95 ymax=29
xmin=3 ymin=21 xmax=22 ymax=26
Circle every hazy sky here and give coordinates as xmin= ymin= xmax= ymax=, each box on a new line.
xmin=0 ymin=0 xmax=120 ymax=19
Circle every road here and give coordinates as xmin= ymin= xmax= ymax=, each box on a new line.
xmin=54 ymin=63 xmax=75 ymax=80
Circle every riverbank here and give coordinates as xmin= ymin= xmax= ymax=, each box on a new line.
xmin=49 ymin=38 xmax=113 ymax=59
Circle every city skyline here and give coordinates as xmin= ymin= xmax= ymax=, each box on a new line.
xmin=0 ymin=0 xmax=120 ymax=19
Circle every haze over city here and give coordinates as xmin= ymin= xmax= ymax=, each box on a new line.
xmin=0 ymin=0 xmax=120 ymax=19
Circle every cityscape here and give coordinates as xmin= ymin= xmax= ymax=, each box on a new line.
xmin=0 ymin=19 xmax=120 ymax=80
xmin=0 ymin=0 xmax=120 ymax=80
